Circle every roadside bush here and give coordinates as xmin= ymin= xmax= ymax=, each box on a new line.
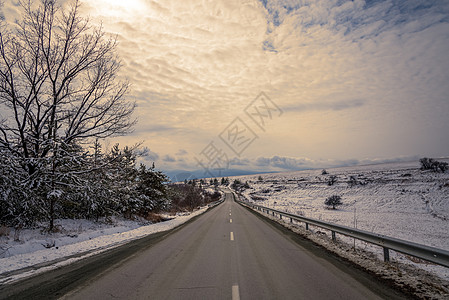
xmin=328 ymin=175 xmax=337 ymax=186
xmin=231 ymin=179 xmax=242 ymax=189
xmin=231 ymin=180 xmax=250 ymax=191
xmin=203 ymin=190 xmax=221 ymax=203
xmin=420 ymin=158 xmax=448 ymax=173
xmin=348 ymin=175 xmax=358 ymax=187
xmin=167 ymin=184 xmax=220 ymax=212
xmin=168 ymin=184 xmax=204 ymax=211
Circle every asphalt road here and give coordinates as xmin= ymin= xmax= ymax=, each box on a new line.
xmin=61 ymin=191 xmax=405 ymax=300
xmin=1 ymin=191 xmax=408 ymax=299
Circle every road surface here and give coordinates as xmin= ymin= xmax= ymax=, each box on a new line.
xmin=63 ymin=191 xmax=405 ymax=299
xmin=2 ymin=191 xmax=407 ymax=299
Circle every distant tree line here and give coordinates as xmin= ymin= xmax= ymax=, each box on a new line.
xmin=0 ymin=142 xmax=172 ymax=229
xmin=231 ymin=179 xmax=251 ymax=191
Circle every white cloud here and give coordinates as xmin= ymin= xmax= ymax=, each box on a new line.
xmin=229 ymin=157 xmax=250 ymax=166
xmin=2 ymin=0 xmax=448 ymax=173
xmin=99 ymin=0 xmax=449 ymax=167
xmin=229 ymin=154 xmax=420 ymax=173
xmin=162 ymin=154 xmax=176 ymax=163
xmin=138 ymin=147 xmax=160 ymax=162
xmin=176 ymin=149 xmax=188 ymax=156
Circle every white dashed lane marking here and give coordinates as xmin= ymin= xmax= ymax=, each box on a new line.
xmin=230 ymin=232 xmax=234 ymax=241
xmin=232 ymin=285 xmax=240 ymax=300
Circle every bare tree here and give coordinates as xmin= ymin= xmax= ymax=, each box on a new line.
xmin=0 ymin=0 xmax=135 ymax=230
xmin=0 ymin=0 xmax=135 ymax=175
xmin=325 ymin=195 xmax=342 ymax=210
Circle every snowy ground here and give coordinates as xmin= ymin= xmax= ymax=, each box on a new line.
xmin=0 ymin=206 xmax=211 ymax=284
xmin=232 ymin=160 xmax=449 ymax=282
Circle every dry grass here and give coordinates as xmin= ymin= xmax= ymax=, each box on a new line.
xmin=0 ymin=225 xmax=11 ymax=237
xmin=145 ymin=212 xmax=166 ymax=223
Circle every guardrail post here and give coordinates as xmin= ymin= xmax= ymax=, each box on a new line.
xmin=383 ymin=247 xmax=390 ymax=262
xmin=272 ymin=211 xmax=275 ymax=216
xmin=290 ymin=217 xmax=293 ymax=223
xmin=280 ymin=214 xmax=282 ymax=219
xmin=332 ymin=231 xmax=336 ymax=242
xmin=305 ymin=223 xmax=309 ymax=230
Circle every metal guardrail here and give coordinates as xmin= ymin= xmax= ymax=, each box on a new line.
xmin=232 ymin=194 xmax=449 ymax=268
xmin=207 ymin=197 xmax=225 ymax=208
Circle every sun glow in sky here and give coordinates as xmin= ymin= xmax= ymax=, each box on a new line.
xmin=2 ymin=0 xmax=449 ymax=177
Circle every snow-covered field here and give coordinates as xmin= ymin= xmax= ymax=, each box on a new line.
xmin=0 ymin=207 xmax=209 ymax=284
xmin=233 ymin=160 xmax=449 ymax=280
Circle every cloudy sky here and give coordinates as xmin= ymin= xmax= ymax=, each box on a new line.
xmin=2 ymin=0 xmax=449 ymax=176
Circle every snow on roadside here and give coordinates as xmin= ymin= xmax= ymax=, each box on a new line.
xmin=0 ymin=207 xmax=208 ymax=282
